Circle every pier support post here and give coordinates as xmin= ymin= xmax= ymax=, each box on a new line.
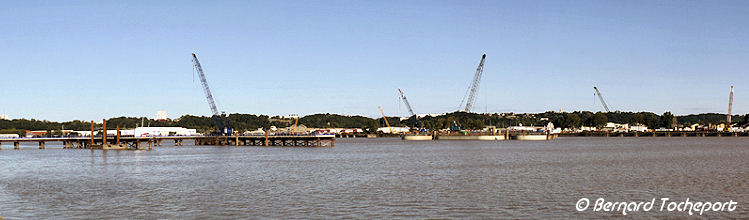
xmin=148 ymin=139 xmax=152 ymax=150
xmin=116 ymin=125 xmax=120 ymax=145
xmin=264 ymin=130 xmax=269 ymax=147
xmin=102 ymin=119 xmax=107 ymax=145
xmin=14 ymin=141 xmax=20 ymax=150
xmin=39 ymin=141 xmax=45 ymax=149
xmin=90 ymin=120 xmax=95 ymax=145
xmin=236 ymin=132 xmax=239 ymax=146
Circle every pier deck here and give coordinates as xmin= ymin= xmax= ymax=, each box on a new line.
xmin=0 ymin=135 xmax=335 ymax=150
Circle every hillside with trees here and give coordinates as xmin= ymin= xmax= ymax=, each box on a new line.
xmin=1 ymin=111 xmax=746 ymax=136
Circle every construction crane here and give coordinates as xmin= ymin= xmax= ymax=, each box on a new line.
xmin=291 ymin=114 xmax=300 ymax=133
xmin=192 ymin=53 xmax=232 ymax=135
xmin=378 ymin=106 xmax=393 ymax=134
xmin=727 ymin=86 xmax=734 ymax=130
xmin=593 ymin=87 xmax=611 ymax=112
xmin=458 ymin=54 xmax=486 ymax=112
xmin=397 ymin=88 xmax=424 ymax=131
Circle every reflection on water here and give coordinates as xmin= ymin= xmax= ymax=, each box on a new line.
xmin=0 ymin=137 xmax=746 ymax=218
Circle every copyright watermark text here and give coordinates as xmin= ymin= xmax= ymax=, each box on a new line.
xmin=576 ymin=198 xmax=738 ymax=216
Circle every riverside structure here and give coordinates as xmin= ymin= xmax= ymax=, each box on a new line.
xmin=0 ymin=119 xmax=334 ymax=150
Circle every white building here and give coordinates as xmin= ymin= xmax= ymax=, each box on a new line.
xmin=603 ymin=122 xmax=629 ymax=132
xmin=0 ymin=134 xmax=19 ymax=138
xmin=157 ymin=111 xmax=167 ymax=121
xmin=134 ymin=127 xmax=198 ymax=137
xmin=311 ymin=128 xmax=364 ymax=134
xmin=377 ymin=126 xmax=410 ymax=134
xmin=0 ymin=114 xmax=7 ymax=120
xmin=244 ymin=128 xmax=266 ymax=135
xmin=629 ymin=124 xmax=648 ymax=132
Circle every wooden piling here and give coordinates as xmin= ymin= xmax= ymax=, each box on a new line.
xmin=264 ymin=130 xmax=269 ymax=147
xmin=102 ymin=119 xmax=107 ymax=145
xmin=14 ymin=142 xmax=19 ymax=150
xmin=90 ymin=120 xmax=95 ymax=145
xmin=116 ymin=125 xmax=120 ymax=145
xmin=235 ymin=132 xmax=239 ymax=146
xmin=39 ymin=141 xmax=45 ymax=149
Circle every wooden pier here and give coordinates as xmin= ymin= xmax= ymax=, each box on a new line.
xmin=0 ymin=135 xmax=334 ymax=150
xmin=0 ymin=119 xmax=334 ymax=150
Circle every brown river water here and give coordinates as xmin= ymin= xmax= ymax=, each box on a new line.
xmin=0 ymin=137 xmax=747 ymax=219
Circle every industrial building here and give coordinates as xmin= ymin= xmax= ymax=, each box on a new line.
xmin=133 ymin=127 xmax=198 ymax=137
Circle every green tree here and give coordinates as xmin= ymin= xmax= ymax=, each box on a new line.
xmin=632 ymin=113 xmax=645 ymax=125
xmin=593 ymin=112 xmax=608 ymax=128
xmin=566 ymin=114 xmax=581 ymax=128
xmin=661 ymin=112 xmax=674 ymax=129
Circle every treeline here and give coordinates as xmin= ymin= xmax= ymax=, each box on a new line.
xmin=1 ymin=111 xmax=747 ymax=136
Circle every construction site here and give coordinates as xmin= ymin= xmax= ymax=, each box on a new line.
xmin=1 ymin=53 xmax=745 ymax=147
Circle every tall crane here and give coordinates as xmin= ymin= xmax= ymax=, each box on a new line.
xmin=458 ymin=54 xmax=486 ymax=112
xmin=593 ymin=87 xmax=611 ymax=112
xmin=378 ymin=106 xmax=393 ymax=134
xmin=192 ymin=53 xmax=231 ymax=135
xmin=291 ymin=114 xmax=300 ymax=133
xmin=397 ymin=88 xmax=424 ymax=130
xmin=727 ymin=85 xmax=734 ymax=130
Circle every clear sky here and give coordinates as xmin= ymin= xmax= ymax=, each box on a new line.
xmin=2 ymin=0 xmax=748 ymax=121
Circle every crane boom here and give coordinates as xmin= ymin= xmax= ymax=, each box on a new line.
xmin=593 ymin=87 xmax=611 ymax=112
xmin=460 ymin=54 xmax=486 ymax=112
xmin=727 ymin=85 xmax=734 ymax=129
xmin=378 ymin=106 xmax=393 ymax=133
xmin=192 ymin=53 xmax=228 ymax=134
xmin=397 ymin=88 xmax=422 ymax=128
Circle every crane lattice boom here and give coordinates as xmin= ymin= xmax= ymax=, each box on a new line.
xmin=192 ymin=53 xmax=228 ymax=133
xmin=728 ymin=85 xmax=734 ymax=129
xmin=398 ymin=88 xmax=422 ymax=128
xmin=459 ymin=54 xmax=486 ymax=112
xmin=378 ymin=106 xmax=393 ymax=133
xmin=593 ymin=86 xmax=611 ymax=112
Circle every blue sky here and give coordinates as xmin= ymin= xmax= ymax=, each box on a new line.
xmin=2 ymin=0 xmax=748 ymax=121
